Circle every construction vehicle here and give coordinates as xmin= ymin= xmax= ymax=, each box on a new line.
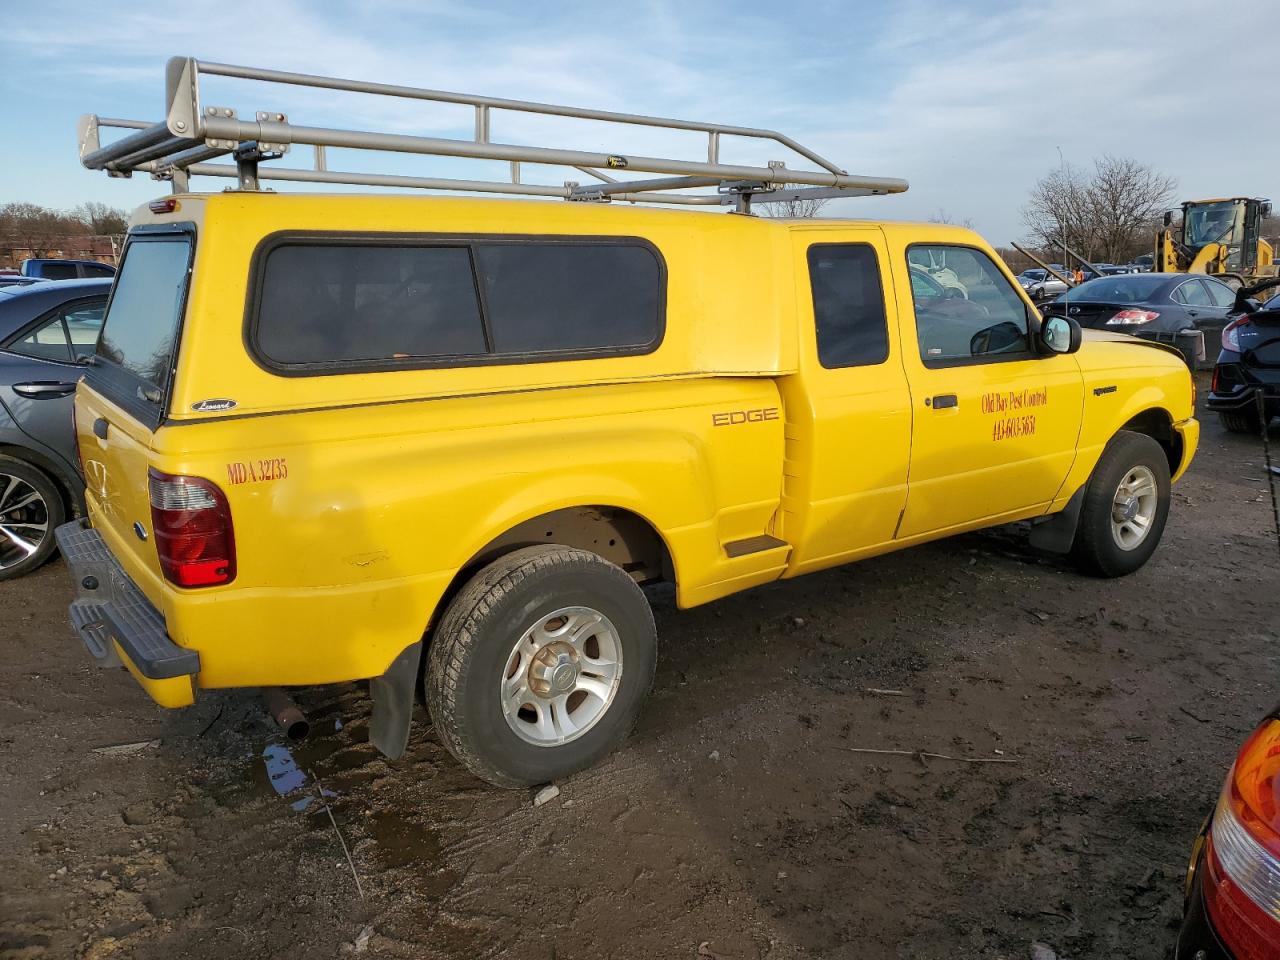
xmin=1155 ymin=197 xmax=1275 ymax=283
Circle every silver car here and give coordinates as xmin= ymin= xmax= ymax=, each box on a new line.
xmin=0 ymin=279 xmax=110 ymax=579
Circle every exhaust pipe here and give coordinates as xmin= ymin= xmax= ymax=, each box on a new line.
xmin=262 ymin=688 xmax=310 ymax=741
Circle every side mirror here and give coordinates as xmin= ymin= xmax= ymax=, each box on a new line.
xmin=1262 ymin=202 xmax=1273 ymax=219
xmin=1163 ymin=210 xmax=1173 ymax=227
xmin=1039 ymin=314 xmax=1081 ymax=355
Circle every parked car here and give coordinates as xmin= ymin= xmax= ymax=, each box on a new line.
xmin=1177 ymin=705 xmax=1280 ymax=959
xmin=1016 ymin=268 xmax=1048 ymax=288
xmin=1043 ymin=273 xmax=1243 ymax=368
xmin=54 ymin=194 xmax=1198 ymax=789
xmin=20 ymin=258 xmax=116 ymax=281
xmin=1026 ymin=274 xmax=1070 ymax=301
xmin=1207 ymin=294 xmax=1280 ymax=434
xmin=0 ymin=279 xmax=110 ymax=579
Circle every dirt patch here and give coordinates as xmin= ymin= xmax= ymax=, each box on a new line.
xmin=3 ymin=388 xmax=1278 ymax=959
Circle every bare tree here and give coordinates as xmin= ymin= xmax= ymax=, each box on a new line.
xmin=74 ymin=202 xmax=129 ymax=236
xmin=1021 ymin=156 xmax=1175 ymax=264
xmin=1088 ymin=157 xmax=1175 ymax=263
xmin=758 ymin=184 xmax=831 ymax=219
xmin=928 ymin=209 xmax=975 ymax=229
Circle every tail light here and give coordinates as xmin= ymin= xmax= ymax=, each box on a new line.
xmin=148 ymin=468 xmax=236 ymax=588
xmin=1223 ymin=318 xmax=1246 ymax=352
xmin=1108 ymin=309 xmax=1160 ymax=325
xmin=1202 ymin=717 xmax=1280 ymax=960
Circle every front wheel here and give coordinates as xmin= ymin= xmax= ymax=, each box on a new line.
xmin=425 ymin=545 xmax=657 ymax=788
xmin=1069 ymin=431 xmax=1171 ymax=578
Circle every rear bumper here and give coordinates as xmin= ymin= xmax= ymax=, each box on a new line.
xmin=53 ymin=519 xmax=198 ymax=708
xmin=1207 ymin=376 xmax=1280 ymax=414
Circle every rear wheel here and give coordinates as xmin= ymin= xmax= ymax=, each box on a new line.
xmin=0 ymin=455 xmax=64 ymax=581
xmin=425 ymin=545 xmax=657 ymax=788
xmin=1219 ymin=408 xmax=1262 ymax=435
xmin=1070 ymin=431 xmax=1171 ymax=578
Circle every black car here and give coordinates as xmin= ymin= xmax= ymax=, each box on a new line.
xmin=1043 ymin=273 xmax=1243 ymax=368
xmin=1207 ymin=289 xmax=1280 ymax=434
xmin=0 ymin=279 xmax=111 ymax=579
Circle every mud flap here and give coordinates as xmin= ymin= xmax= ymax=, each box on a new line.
xmin=1029 ymin=486 xmax=1085 ymax=554
xmin=370 ymin=640 xmax=423 ymax=760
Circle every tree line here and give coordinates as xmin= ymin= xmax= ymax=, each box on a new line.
xmin=0 ymin=201 xmax=130 ymax=262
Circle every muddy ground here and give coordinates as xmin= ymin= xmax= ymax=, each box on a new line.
xmin=3 ymin=388 xmax=1279 ymax=960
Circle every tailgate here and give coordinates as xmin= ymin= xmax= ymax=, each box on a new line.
xmin=76 ymin=229 xmax=194 ymax=605
xmin=76 ymin=385 xmax=166 ymax=597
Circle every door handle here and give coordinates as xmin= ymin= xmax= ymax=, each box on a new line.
xmin=12 ymin=381 xmax=77 ymax=399
xmin=928 ymin=394 xmax=958 ymax=409
xmin=93 ymin=417 xmax=109 ymax=440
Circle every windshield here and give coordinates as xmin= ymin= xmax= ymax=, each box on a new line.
xmin=1184 ymin=201 xmax=1243 ymax=248
xmin=96 ymin=236 xmax=191 ymax=398
xmin=1063 ymin=275 xmax=1167 ymax=303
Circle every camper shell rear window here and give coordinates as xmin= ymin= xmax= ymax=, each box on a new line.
xmin=88 ymin=227 xmax=194 ymax=427
xmin=247 ymin=233 xmax=666 ymax=375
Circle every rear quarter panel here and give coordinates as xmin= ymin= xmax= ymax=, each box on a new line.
xmin=151 ymin=376 xmax=784 ymax=688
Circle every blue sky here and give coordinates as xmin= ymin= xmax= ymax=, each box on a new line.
xmin=1 ymin=0 xmax=1273 ymax=243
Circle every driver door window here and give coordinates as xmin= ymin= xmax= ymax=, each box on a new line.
xmin=907 ymin=245 xmax=1030 ymax=365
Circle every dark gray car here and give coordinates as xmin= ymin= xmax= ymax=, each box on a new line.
xmin=1042 ymin=273 xmax=1242 ymax=368
xmin=0 ymin=279 xmax=110 ymax=579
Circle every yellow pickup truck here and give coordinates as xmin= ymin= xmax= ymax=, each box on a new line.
xmin=57 ymin=61 xmax=1196 ymax=787
xmin=55 ymin=193 xmax=1197 ymax=787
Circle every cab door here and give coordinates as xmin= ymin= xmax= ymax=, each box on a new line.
xmin=779 ymin=229 xmax=914 ymax=575
xmin=892 ymin=241 xmax=1084 ymax=539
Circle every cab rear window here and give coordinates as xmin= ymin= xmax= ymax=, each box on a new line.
xmin=250 ymin=236 xmax=664 ymax=372
xmin=96 ymin=236 xmax=192 ymax=396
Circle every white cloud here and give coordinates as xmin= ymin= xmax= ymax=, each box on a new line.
xmin=1 ymin=0 xmax=1275 ymax=244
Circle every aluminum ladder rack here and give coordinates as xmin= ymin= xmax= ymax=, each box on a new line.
xmin=78 ymin=57 xmax=908 ymax=212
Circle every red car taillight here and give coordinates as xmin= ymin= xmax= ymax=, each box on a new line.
xmin=147 ymin=468 xmax=236 ymax=588
xmin=1223 ymin=318 xmax=1246 ymax=353
xmin=1203 ymin=718 xmax=1280 ymax=960
xmin=1107 ymin=309 xmax=1161 ymax=325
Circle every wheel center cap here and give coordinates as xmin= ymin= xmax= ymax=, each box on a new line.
xmin=1114 ymin=496 xmax=1138 ymax=522
xmin=551 ymin=661 xmax=578 ymax=693
xmin=528 ymin=643 xmax=579 ymax=697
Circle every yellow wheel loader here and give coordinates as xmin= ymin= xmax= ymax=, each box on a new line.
xmin=1156 ymin=197 xmax=1275 ymax=284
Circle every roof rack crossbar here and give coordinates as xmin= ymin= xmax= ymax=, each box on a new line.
xmin=79 ymin=57 xmax=909 ymax=205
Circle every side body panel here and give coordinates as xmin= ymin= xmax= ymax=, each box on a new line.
xmin=147 ymin=378 xmax=785 ymax=688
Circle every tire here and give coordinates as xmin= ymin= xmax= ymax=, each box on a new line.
xmin=425 ymin=545 xmax=657 ymax=788
xmin=1219 ymin=409 xmax=1261 ymax=436
xmin=0 ymin=455 xmax=65 ymax=582
xmin=1069 ymin=431 xmax=1171 ymax=578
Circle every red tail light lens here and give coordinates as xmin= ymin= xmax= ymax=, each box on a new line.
xmin=1223 ymin=318 xmax=1245 ymax=353
xmin=1203 ymin=718 xmax=1280 ymax=960
xmin=1108 ymin=309 xmax=1160 ymax=325
xmin=148 ymin=468 xmax=236 ymax=588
